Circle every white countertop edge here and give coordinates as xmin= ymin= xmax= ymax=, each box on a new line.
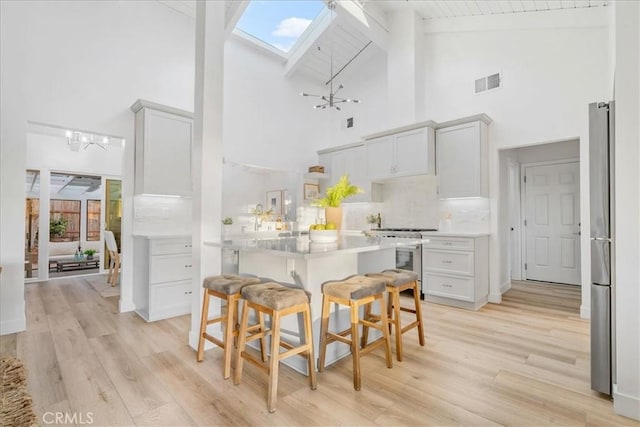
xmin=132 ymin=232 xmax=192 ymax=238
xmin=421 ymin=231 xmax=490 ymax=237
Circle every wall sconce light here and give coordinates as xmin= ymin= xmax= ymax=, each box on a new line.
xmin=65 ymin=130 xmax=110 ymax=151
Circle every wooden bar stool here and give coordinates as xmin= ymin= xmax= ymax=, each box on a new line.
xmin=196 ymin=274 xmax=264 ymax=379
xmin=365 ymin=269 xmax=425 ymax=361
xmin=234 ymin=282 xmax=316 ymax=413
xmin=317 ymin=275 xmax=392 ymax=391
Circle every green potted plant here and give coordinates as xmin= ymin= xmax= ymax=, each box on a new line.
xmin=313 ymin=175 xmax=363 ymax=231
xmin=84 ymin=249 xmax=97 ymax=260
xmin=222 ymin=217 xmax=233 ymax=225
xmin=49 ymin=217 xmax=68 ymax=239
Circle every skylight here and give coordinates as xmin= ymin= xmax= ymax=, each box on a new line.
xmin=236 ymin=0 xmax=325 ymax=53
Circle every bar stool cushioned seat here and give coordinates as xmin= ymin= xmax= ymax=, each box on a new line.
xmin=318 ymin=275 xmax=392 ymax=391
xmin=203 ymin=274 xmax=261 ymax=294
xmin=197 ymin=274 xmax=265 ymax=380
xmin=235 ymin=282 xmax=316 ymax=413
xmin=241 ymin=282 xmax=309 ymax=310
xmin=322 ymin=275 xmax=386 ymax=300
xmin=365 ymin=268 xmax=425 ymax=361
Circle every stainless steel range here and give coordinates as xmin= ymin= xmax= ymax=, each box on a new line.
xmin=368 ymin=228 xmax=437 ymax=299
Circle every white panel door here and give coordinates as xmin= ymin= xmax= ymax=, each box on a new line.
xmin=524 ymin=162 xmax=580 ymax=285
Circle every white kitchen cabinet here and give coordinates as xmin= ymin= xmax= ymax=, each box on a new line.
xmin=131 ymin=99 xmax=194 ymax=196
xmin=318 ymin=144 xmax=382 ymax=203
xmin=365 ymin=127 xmax=435 ymax=180
xmin=133 ymin=235 xmax=193 ymax=322
xmin=436 ymin=119 xmax=489 ymax=198
xmin=422 ymin=235 xmax=489 ymax=310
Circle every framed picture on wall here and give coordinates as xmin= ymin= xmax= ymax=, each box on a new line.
xmin=266 ymin=190 xmax=283 ymax=214
xmin=304 ymin=183 xmax=319 ymax=201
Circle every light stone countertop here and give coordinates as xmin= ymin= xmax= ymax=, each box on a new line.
xmin=205 ymin=235 xmax=428 ymax=259
xmin=132 ymin=232 xmax=192 ymax=239
xmin=421 ymin=231 xmax=491 ymax=237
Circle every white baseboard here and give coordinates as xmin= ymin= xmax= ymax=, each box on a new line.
xmin=188 ymin=329 xmax=222 ymax=351
xmin=119 ymin=298 xmax=135 ymax=313
xmin=0 ymin=315 xmax=26 ymax=335
xmin=488 ymin=292 xmax=502 ymax=304
xmin=580 ymin=304 xmax=591 ymax=320
xmin=501 ymin=281 xmax=512 ymax=293
xmin=614 ymin=385 xmax=640 ymax=421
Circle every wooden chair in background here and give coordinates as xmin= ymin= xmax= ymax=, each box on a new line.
xmin=104 ymin=230 xmax=120 ymax=287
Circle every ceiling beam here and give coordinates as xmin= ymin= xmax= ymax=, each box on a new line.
xmin=335 ymin=0 xmax=389 ymax=50
xmin=225 ymin=0 xmax=249 ymax=39
xmin=284 ymin=8 xmax=333 ymax=78
xmin=56 ymin=176 xmax=76 ymax=194
xmin=29 ymin=172 xmax=39 ymax=193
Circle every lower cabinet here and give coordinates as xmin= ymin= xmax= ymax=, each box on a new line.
xmin=133 ymin=235 xmax=193 ymax=321
xmin=422 ymin=235 xmax=488 ymax=310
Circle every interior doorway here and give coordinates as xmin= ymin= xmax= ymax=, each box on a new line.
xmin=501 ymin=139 xmax=582 ymax=293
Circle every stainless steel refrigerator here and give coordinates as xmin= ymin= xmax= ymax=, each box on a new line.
xmin=589 ymin=101 xmax=615 ymax=396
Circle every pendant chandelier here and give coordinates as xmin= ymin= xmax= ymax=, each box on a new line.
xmin=301 ymin=1 xmax=361 ymax=111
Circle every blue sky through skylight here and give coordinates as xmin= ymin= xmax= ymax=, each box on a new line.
xmin=236 ymin=1 xmax=326 ymax=53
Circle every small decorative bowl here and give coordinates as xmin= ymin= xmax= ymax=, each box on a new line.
xmin=309 ymin=229 xmax=338 ymax=243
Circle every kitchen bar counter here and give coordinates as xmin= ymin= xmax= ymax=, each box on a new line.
xmin=204 ymin=234 xmax=426 ymax=375
xmin=204 ymin=235 xmax=426 ymax=259
xmin=421 ymin=231 xmax=490 ymax=237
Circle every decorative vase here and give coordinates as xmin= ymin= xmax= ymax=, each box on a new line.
xmin=325 ymin=206 xmax=343 ymax=231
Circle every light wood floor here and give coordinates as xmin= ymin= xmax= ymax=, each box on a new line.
xmin=1 ymin=278 xmax=637 ymax=426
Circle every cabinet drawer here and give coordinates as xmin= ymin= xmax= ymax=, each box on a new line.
xmin=424 ymin=272 xmax=474 ymax=302
xmin=424 ymin=249 xmax=474 ymax=275
xmin=423 ymin=236 xmax=473 ymax=251
xmin=151 ymin=239 xmax=192 ymax=255
xmin=150 ymin=281 xmax=192 ymax=317
xmin=151 ymin=254 xmax=193 ymax=283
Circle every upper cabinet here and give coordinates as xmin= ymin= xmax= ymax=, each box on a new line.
xmin=436 ymin=117 xmax=490 ymax=199
xmin=365 ymin=127 xmax=435 ymax=180
xmin=318 ymin=144 xmax=382 ymax=203
xmin=131 ymin=100 xmax=194 ymax=196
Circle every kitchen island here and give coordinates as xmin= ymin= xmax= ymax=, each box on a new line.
xmin=205 ymin=234 xmax=425 ymax=374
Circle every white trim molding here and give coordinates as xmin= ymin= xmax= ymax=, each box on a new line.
xmin=0 ymin=315 xmax=26 ymax=335
xmin=501 ymin=280 xmax=512 ymax=294
xmin=613 ymin=385 xmax=640 ymax=421
xmin=580 ymin=304 xmax=591 ymax=320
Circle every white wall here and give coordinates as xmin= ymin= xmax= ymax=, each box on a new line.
xmin=421 ymin=7 xmax=609 ymax=309
xmin=223 ymin=35 xmax=329 ymax=170
xmin=613 ymin=0 xmax=640 ymax=419
xmin=0 ymin=0 xmax=195 ymax=333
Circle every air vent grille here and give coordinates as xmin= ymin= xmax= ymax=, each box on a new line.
xmin=475 ymin=72 xmax=501 ymax=94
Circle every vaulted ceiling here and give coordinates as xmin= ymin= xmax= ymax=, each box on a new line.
xmin=155 ymin=0 xmax=611 ymax=86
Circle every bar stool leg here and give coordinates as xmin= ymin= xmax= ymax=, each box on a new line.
xmin=223 ymin=294 xmax=238 ymax=379
xmin=360 ymin=302 xmax=371 ymax=348
xmin=234 ymin=300 xmax=250 ymax=385
xmin=197 ymin=289 xmax=210 ymax=362
xmin=303 ymin=304 xmax=317 ymax=390
xmin=267 ymin=311 xmax=281 ymax=413
xmin=318 ymin=296 xmax=331 ymax=372
xmin=413 ymin=280 xmax=425 ymax=346
xmin=380 ymin=294 xmax=393 ymax=368
xmin=350 ymin=301 xmax=362 ymax=391
xmin=391 ymin=288 xmax=404 ymax=361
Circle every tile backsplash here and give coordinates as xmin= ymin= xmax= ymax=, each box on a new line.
xmin=133 ymin=195 xmax=192 ymax=234
xmin=343 ymin=175 xmax=490 ymax=232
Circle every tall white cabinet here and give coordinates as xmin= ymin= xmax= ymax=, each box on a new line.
xmin=435 ymin=116 xmax=490 ymax=199
xmin=130 ymin=99 xmax=193 ymax=196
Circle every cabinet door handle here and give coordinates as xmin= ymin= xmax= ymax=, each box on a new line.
xmin=443 ymin=242 xmax=453 ymax=246
xmin=184 ymin=291 xmax=193 ymax=295
xmin=442 ymin=260 xmax=452 ymax=264
xmin=442 ymin=284 xmax=453 ymax=288
xmin=185 ymin=264 xmax=192 ymax=268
